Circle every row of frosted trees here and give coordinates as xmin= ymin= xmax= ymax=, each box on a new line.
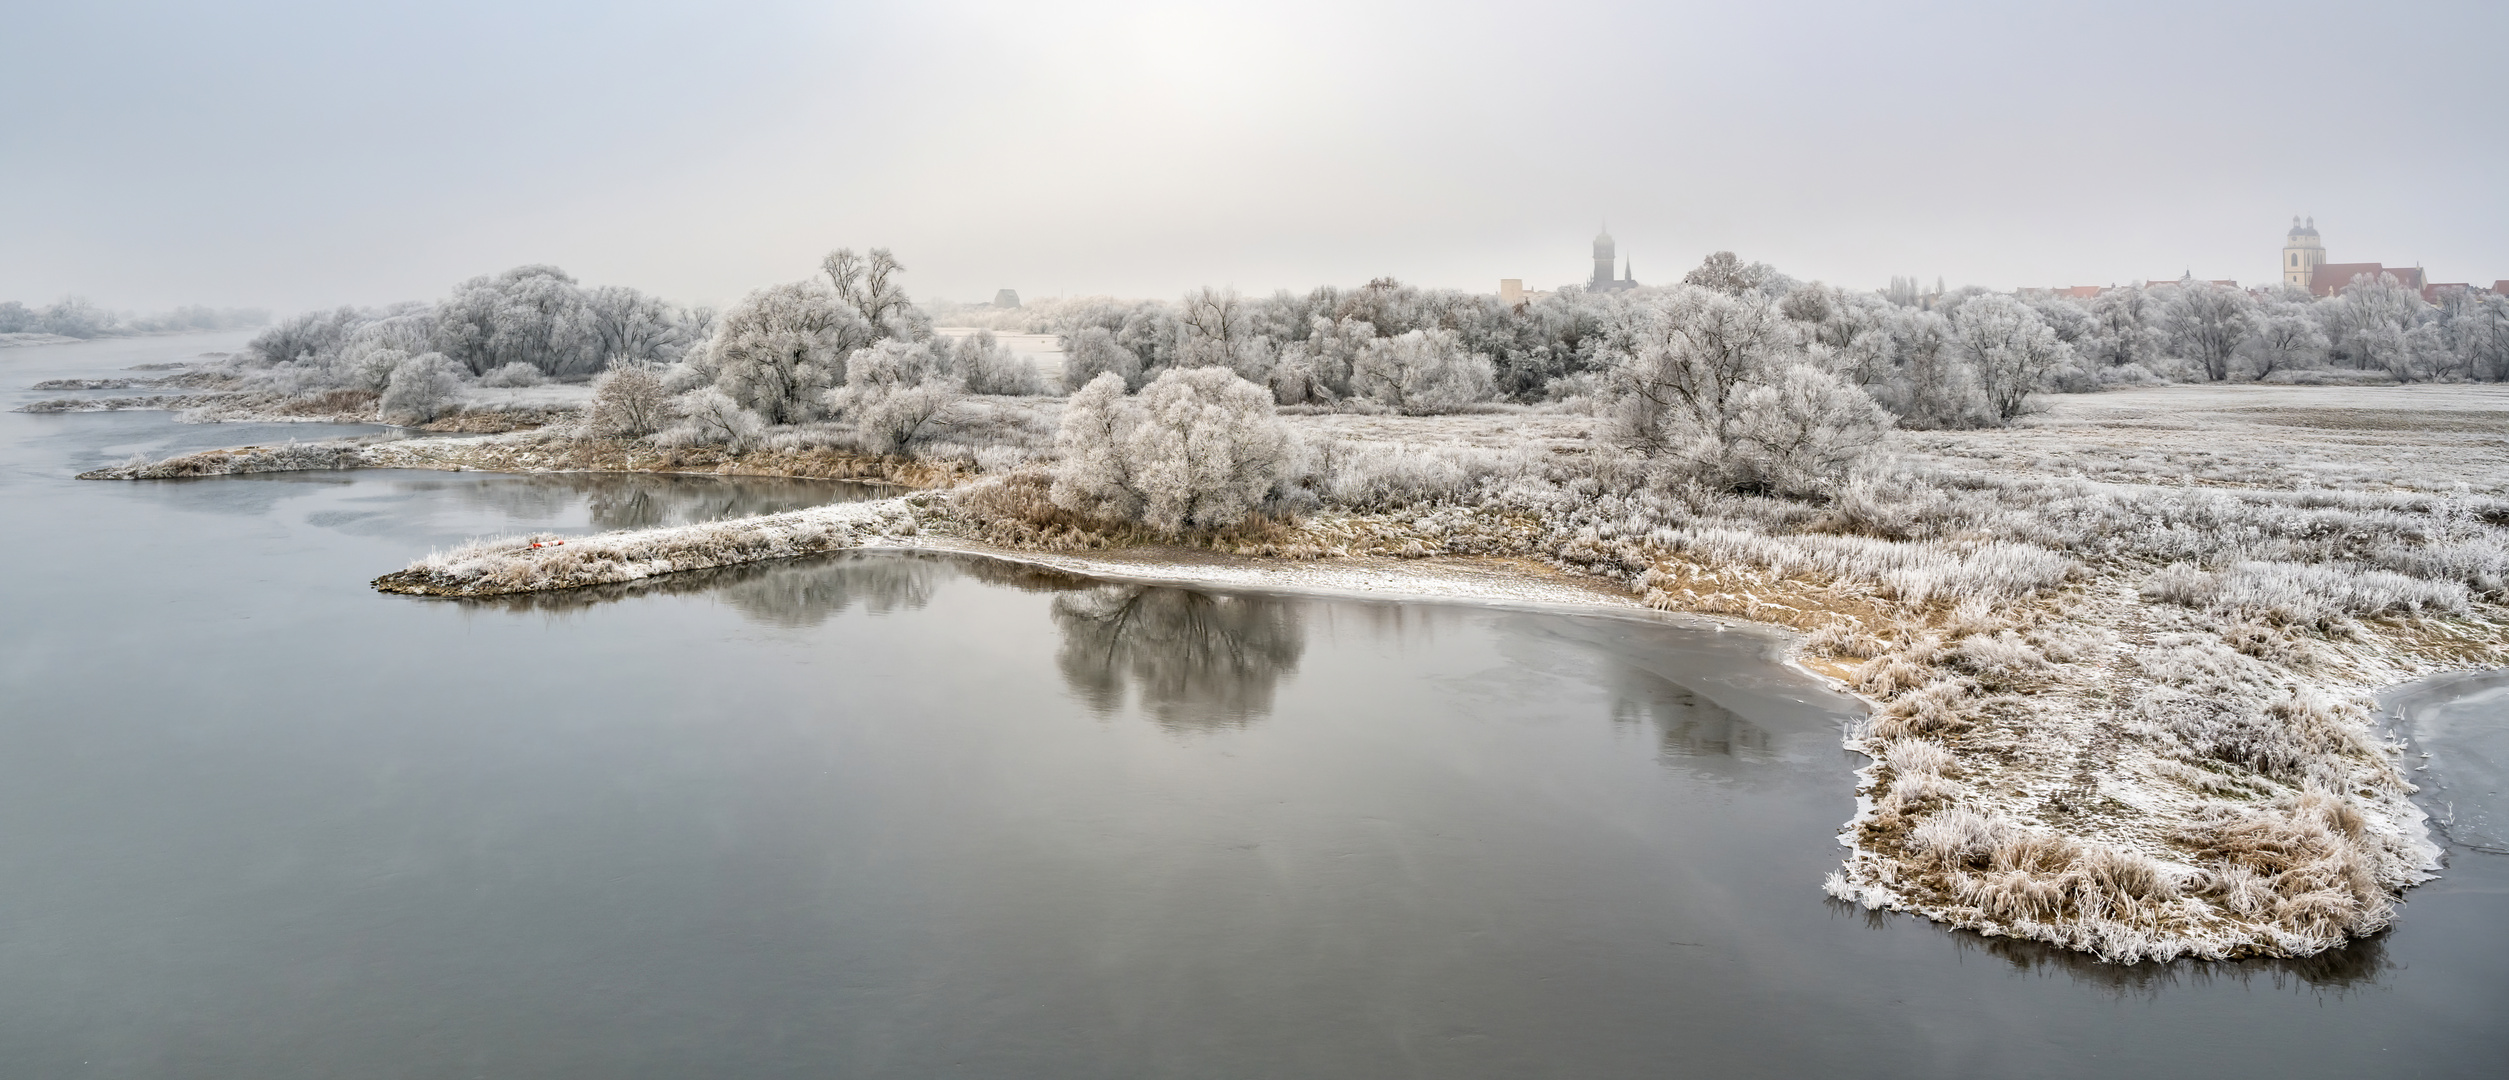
xmin=240 ymin=249 xmax=2509 ymax=437
xmin=1031 ymin=260 xmax=2509 ymax=423
xmin=1 ymin=298 xmax=268 ymax=338
xmin=242 ymin=255 xmax=1044 ymax=436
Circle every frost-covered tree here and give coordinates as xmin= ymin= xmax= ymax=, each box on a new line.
xmin=1266 ymin=340 xmax=1335 ymax=405
xmin=332 ymin=345 xmax=409 ymax=393
xmin=1598 ymin=284 xmax=1892 ymax=491
xmin=1881 ymin=308 xmax=1991 ymax=429
xmin=2160 ymin=281 xmax=2255 ymax=381
xmin=585 ymin=365 xmax=671 ymax=436
xmin=2325 ymin=272 xmax=2426 ymax=377
xmin=709 ymin=281 xmax=872 ymax=425
xmin=1049 ymin=367 xmax=1293 ymax=532
xmin=1603 ymin=285 xmax=1795 ymax=454
xmin=822 ymin=248 xmax=916 ymax=334
xmin=1307 ymin=316 xmax=1375 ymax=397
xmin=943 ymin=330 xmax=1047 ymax=396
xmin=1348 ymin=328 xmax=1495 ymax=414
xmin=378 ymin=352 xmax=464 ymax=424
xmin=1062 ymin=326 xmax=1145 ymax=391
xmin=2449 ymin=292 xmax=2509 ymax=381
xmin=19 ymin=297 xmax=114 ymax=338
xmin=250 ymin=306 xmax=369 ymax=364
xmin=2240 ymin=297 xmax=2330 ymax=378
xmin=828 ymin=339 xmax=962 ymax=453
xmin=432 ymin=265 xmax=601 ymax=378
xmin=1683 ymin=251 xmax=1773 ymax=296
xmin=1174 ymin=287 xmax=1273 ymax=381
xmin=2021 ymin=294 xmax=2095 ymax=347
xmin=2080 ymin=286 xmax=2161 ymax=369
xmin=583 ymin=285 xmax=702 ymax=367
xmin=1954 ymin=294 xmax=2068 ymax=420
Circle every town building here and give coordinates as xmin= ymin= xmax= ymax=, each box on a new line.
xmin=2281 ymin=217 xmax=2326 ymax=289
xmin=1587 ymin=229 xmax=1639 ymax=293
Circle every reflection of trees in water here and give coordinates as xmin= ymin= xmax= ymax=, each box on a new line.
xmin=583 ymin=475 xmax=886 ymax=531
xmin=1053 ymin=584 xmax=1306 ymax=731
xmin=715 ymin=557 xmax=941 ymax=628
xmin=467 ymin=552 xmax=1089 ymax=628
xmin=432 ymin=473 xmax=885 ymax=530
xmin=1606 ymin=658 xmax=1773 ymax=766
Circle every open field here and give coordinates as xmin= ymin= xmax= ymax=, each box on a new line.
xmin=1906 ymin=384 xmax=2509 ymax=496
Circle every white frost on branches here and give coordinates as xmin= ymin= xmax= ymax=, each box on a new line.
xmin=1050 ymin=368 xmax=1295 ymax=532
xmin=708 ymin=280 xmax=873 ymax=425
xmin=1349 ymin=328 xmax=1495 ymax=414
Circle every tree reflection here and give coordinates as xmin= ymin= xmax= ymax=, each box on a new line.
xmin=578 ymin=475 xmax=887 ymax=531
xmin=1051 ymin=584 xmax=1306 ymax=731
xmin=429 ymin=472 xmax=883 ymax=530
xmin=467 ymin=551 xmax=1091 ymax=628
xmin=714 ymin=556 xmax=942 ymax=627
xmin=1606 ymin=657 xmax=1774 ymax=769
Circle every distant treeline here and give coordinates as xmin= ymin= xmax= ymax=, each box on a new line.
xmin=950 ymin=258 xmax=2509 ymax=421
xmin=0 ymin=298 xmax=270 ymax=338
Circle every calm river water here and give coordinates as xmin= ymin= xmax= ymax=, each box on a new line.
xmin=3 ymin=334 xmax=2504 ymax=1078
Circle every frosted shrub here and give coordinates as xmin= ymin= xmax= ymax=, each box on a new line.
xmin=378 ymin=352 xmax=464 ymax=424
xmin=664 ymin=387 xmax=766 ymax=450
xmin=828 ymin=339 xmax=963 ymax=454
xmin=1726 ymin=365 xmax=1891 ymax=496
xmin=1062 ymin=326 xmax=1143 ymax=391
xmin=478 ymin=361 xmax=546 ymax=388
xmin=1049 ymin=373 xmax=1143 ymax=521
xmin=1049 ymin=368 xmax=1294 ymax=533
xmin=1350 ymin=328 xmax=1494 ymax=414
xmin=584 ymin=365 xmax=671 ymax=437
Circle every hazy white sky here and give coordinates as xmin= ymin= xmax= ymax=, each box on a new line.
xmin=7 ymin=0 xmax=2503 ymax=312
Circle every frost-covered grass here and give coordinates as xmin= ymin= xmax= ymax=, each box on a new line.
xmin=374 ymin=494 xmax=933 ymax=596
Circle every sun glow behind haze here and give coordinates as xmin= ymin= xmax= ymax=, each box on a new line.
xmin=3 ymin=0 xmax=2503 ymax=311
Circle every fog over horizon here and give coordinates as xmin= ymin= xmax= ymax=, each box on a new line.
xmin=7 ymin=0 xmax=2502 ymax=314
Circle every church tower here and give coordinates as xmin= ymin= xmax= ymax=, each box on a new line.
xmin=2282 ymin=216 xmax=2324 ymax=290
xmin=1591 ymin=228 xmax=1617 ymax=290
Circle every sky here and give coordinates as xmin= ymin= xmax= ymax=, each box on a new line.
xmin=6 ymin=0 xmax=2503 ymax=313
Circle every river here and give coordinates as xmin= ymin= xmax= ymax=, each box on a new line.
xmin=3 ymin=333 xmax=2504 ymax=1077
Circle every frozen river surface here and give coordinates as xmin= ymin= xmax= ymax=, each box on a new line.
xmin=3 ymin=335 xmax=2505 ymax=1077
